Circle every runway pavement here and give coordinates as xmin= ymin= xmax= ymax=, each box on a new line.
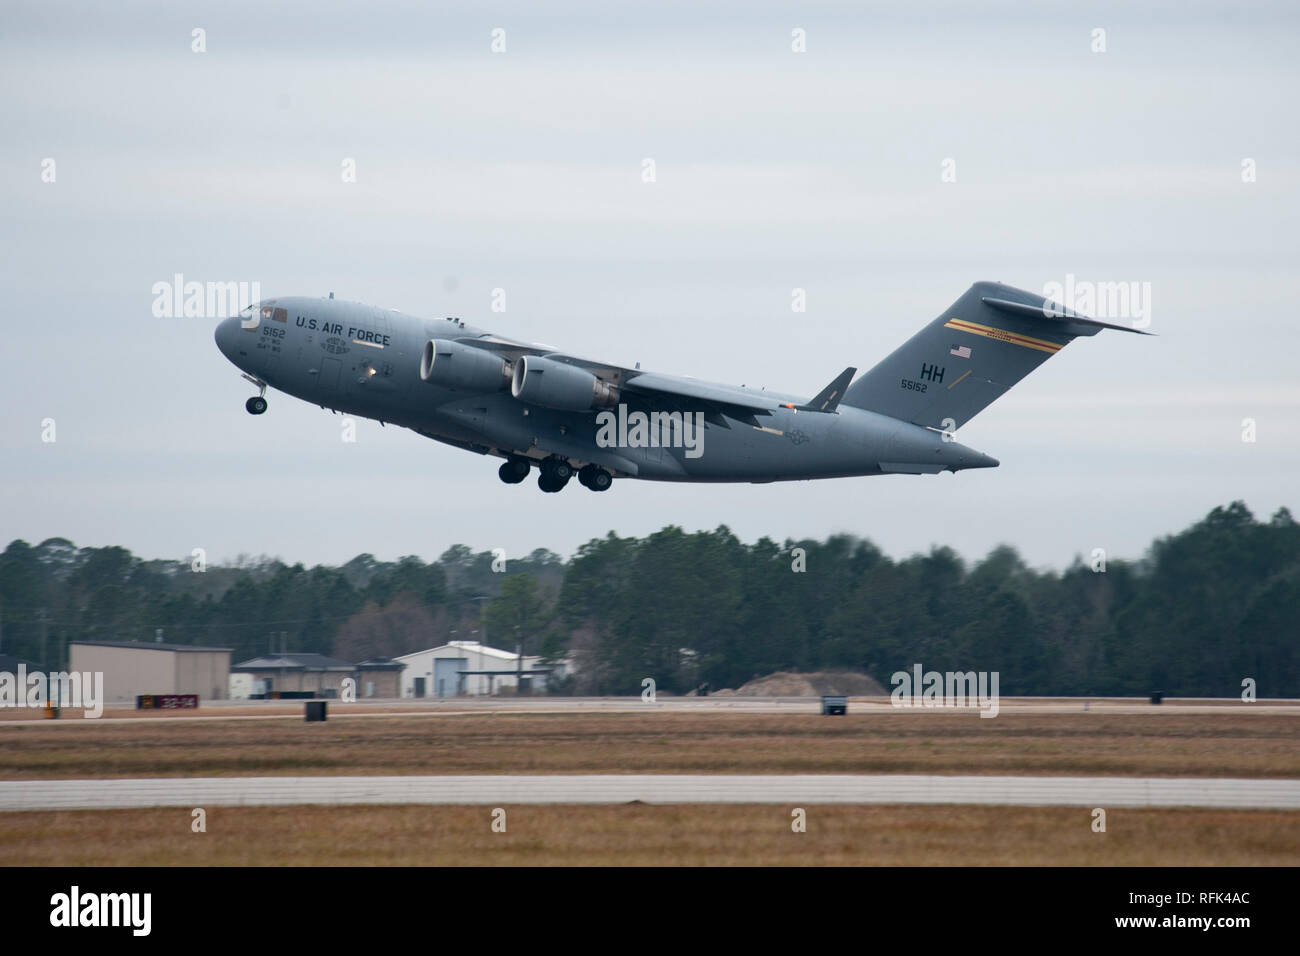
xmin=3 ymin=695 xmax=1298 ymax=724
xmin=2 ymin=774 xmax=1297 ymax=810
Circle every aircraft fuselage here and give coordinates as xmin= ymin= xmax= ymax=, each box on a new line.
xmin=214 ymin=295 xmax=1000 ymax=488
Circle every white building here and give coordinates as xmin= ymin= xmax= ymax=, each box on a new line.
xmin=394 ymin=641 xmax=548 ymax=697
xmin=229 ymin=672 xmax=257 ymax=700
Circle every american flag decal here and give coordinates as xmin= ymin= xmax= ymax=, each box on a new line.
xmin=950 ymin=344 xmax=972 ymax=358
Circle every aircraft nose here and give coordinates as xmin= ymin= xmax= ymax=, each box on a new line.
xmin=214 ymin=316 xmax=243 ymax=362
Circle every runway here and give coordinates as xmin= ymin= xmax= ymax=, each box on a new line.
xmin=2 ymin=774 xmax=1297 ymax=811
xmin=3 ymin=695 xmax=1298 ymax=725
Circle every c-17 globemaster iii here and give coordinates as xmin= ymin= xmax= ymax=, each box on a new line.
xmin=214 ymin=280 xmax=1149 ymax=493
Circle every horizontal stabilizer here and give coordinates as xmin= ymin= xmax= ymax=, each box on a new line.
xmin=981 ymin=296 xmax=1155 ymax=336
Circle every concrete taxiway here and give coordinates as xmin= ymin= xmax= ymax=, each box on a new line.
xmin=2 ymin=774 xmax=1297 ymax=811
xmin=2 ymin=696 xmax=1298 ymax=725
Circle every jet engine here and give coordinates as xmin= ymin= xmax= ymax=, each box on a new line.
xmin=510 ymin=355 xmax=619 ymax=411
xmin=420 ymin=339 xmax=511 ymax=391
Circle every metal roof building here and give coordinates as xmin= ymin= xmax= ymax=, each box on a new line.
xmin=231 ymin=652 xmax=357 ymax=697
xmin=69 ymin=640 xmax=233 ymax=703
xmin=393 ymin=641 xmax=547 ymax=697
xmin=356 ymin=658 xmax=405 ymax=698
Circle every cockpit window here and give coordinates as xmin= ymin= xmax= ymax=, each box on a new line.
xmin=257 ymin=301 xmax=287 ymax=324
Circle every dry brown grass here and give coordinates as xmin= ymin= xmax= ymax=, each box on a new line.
xmin=2 ymin=803 xmax=1296 ymax=866
xmin=1 ymin=712 xmax=1297 ymax=779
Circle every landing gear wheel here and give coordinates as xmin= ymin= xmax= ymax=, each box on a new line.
xmin=499 ymin=457 xmax=530 ymax=484
xmin=245 ymin=396 xmax=268 ymax=415
xmin=578 ymin=464 xmax=612 ymax=491
xmin=538 ymin=457 xmax=572 ymax=492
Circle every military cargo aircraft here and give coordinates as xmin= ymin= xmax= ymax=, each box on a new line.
xmin=214 ymin=281 xmax=1148 ymax=492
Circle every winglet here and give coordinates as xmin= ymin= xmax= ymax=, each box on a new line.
xmin=796 ymin=367 xmax=857 ymax=412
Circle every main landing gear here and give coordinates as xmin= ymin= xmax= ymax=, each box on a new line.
xmin=498 ymin=456 xmax=531 ymax=484
xmin=498 ymin=456 xmax=613 ymax=492
xmin=578 ymin=463 xmax=612 ymax=492
xmin=537 ymin=456 xmax=573 ymax=493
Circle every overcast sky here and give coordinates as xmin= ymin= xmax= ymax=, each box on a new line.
xmin=2 ymin=1 xmax=1297 ymax=571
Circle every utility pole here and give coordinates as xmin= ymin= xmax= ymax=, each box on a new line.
xmin=281 ymin=631 xmax=289 ymax=691
xmin=473 ymin=595 xmax=490 ymax=645
xmin=515 ymin=624 xmax=523 ymax=694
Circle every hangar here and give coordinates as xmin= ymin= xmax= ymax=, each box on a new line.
xmin=69 ymin=640 xmax=233 ymax=704
xmin=394 ymin=641 xmax=548 ymax=697
xmin=355 ymin=658 xmax=405 ymax=698
xmin=231 ymin=652 xmax=357 ymax=698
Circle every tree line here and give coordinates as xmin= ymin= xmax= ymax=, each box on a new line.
xmin=0 ymin=501 xmax=1295 ymax=697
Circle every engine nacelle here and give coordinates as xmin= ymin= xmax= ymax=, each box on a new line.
xmin=510 ymin=355 xmax=619 ymax=411
xmin=420 ymin=339 xmax=511 ymax=391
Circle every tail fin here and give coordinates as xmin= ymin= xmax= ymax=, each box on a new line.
xmin=841 ymin=280 xmax=1151 ymax=430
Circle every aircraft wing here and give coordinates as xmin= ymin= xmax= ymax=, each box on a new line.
xmin=455 ymin=334 xmax=780 ymax=414
xmin=452 ymin=334 xmax=853 ymax=422
xmin=617 ymin=371 xmax=777 ymax=411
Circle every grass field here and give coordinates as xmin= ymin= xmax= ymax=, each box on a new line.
xmin=5 ymin=709 xmax=1297 ymax=865
xmin=3 ymin=803 xmax=1296 ymax=865
xmin=1 ymin=711 xmax=1297 ymax=779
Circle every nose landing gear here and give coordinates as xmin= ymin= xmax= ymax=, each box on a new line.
xmin=242 ymin=374 xmax=268 ymax=415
